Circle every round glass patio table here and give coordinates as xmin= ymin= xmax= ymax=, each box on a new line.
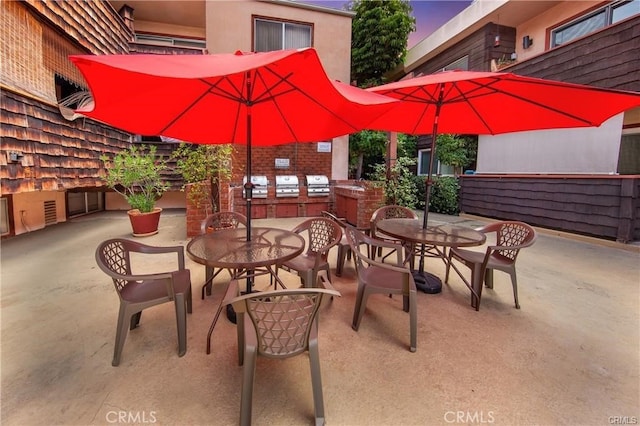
xmin=187 ymin=226 xmax=305 ymax=353
xmin=187 ymin=227 xmax=304 ymax=277
xmin=376 ymin=218 xmax=486 ymax=294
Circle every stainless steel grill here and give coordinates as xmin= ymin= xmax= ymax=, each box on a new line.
xmin=306 ymin=175 xmax=330 ymax=197
xmin=242 ymin=175 xmax=268 ymax=199
xmin=275 ymin=175 xmax=300 ymax=198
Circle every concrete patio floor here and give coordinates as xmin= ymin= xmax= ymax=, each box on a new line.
xmin=1 ymin=210 xmax=638 ymax=425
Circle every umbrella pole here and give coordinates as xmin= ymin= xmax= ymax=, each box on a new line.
xmin=414 ymin=88 xmax=444 ymax=295
xmin=423 ymin=85 xmax=444 ymax=230
xmin=244 ymin=85 xmax=253 ymax=295
xmin=245 ymin=121 xmax=252 ymax=243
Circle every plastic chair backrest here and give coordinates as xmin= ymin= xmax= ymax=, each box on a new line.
xmin=370 ymin=205 xmax=418 ymax=236
xmin=344 ymin=224 xmax=403 ymax=272
xmin=230 ymin=288 xmax=339 ymax=358
xmin=293 ymin=217 xmax=342 ymax=259
xmin=96 ymin=239 xmax=135 ymax=292
xmin=201 ymin=211 xmax=247 ymax=234
xmin=321 ymin=211 xmax=347 ymax=230
xmin=480 ymin=221 xmax=537 ymax=263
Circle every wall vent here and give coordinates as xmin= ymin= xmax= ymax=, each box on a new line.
xmin=44 ymin=200 xmax=57 ymax=226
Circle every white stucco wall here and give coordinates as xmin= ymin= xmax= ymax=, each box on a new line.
xmin=476 ymin=113 xmax=624 ymax=174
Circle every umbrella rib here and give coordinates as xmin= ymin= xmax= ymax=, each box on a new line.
xmin=468 ymin=79 xmax=597 ymax=126
xmin=449 ymin=81 xmax=496 ymax=134
xmin=392 ymin=86 xmax=439 ymax=104
xmin=410 ymin=102 xmax=434 ymax=135
xmin=250 ymin=70 xmax=297 ymax=104
xmin=252 ymin=68 xmax=301 ymax=139
xmin=158 ymin=76 xmax=249 ymax=137
xmin=259 ymin=65 xmax=361 ymax=138
xmin=159 ymin=87 xmax=213 ymax=135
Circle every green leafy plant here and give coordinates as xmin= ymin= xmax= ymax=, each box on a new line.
xmin=429 ymin=176 xmax=460 ymax=215
xmin=349 ymin=130 xmax=388 ymax=180
xmin=435 ymin=134 xmax=477 ymax=175
xmin=172 ymin=143 xmax=234 ymax=211
xmin=370 ymin=156 xmax=419 ymax=209
xmin=100 ymin=145 xmax=169 ymax=213
xmin=350 ymin=0 xmax=416 ymax=87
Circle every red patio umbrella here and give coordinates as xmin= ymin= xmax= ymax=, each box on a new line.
xmin=367 ymin=70 xmax=640 ymax=228
xmin=70 ymin=48 xmax=396 ymax=240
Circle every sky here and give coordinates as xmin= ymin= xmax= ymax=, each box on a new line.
xmin=301 ymin=0 xmax=473 ymax=48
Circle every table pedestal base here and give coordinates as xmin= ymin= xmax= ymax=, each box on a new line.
xmin=413 ymin=271 xmax=442 ymax=294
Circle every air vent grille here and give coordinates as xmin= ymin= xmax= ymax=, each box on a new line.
xmin=44 ymin=200 xmax=57 ymax=225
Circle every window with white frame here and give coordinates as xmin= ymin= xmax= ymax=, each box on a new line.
xmin=254 ymin=17 xmax=312 ymax=52
xmin=551 ymin=0 xmax=639 ymax=47
xmin=417 ymin=149 xmax=454 ymax=176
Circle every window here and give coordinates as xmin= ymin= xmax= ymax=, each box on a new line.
xmin=135 ymin=34 xmax=205 ymax=49
xmin=417 ymin=149 xmax=454 ymax=176
xmin=551 ymin=0 xmax=639 ymax=47
xmin=67 ymin=192 xmax=103 ymax=217
xmin=55 ymin=74 xmax=88 ymax=109
xmin=0 ymin=197 xmax=9 ymax=236
xmin=254 ymin=18 xmax=312 ymax=52
xmin=442 ymin=56 xmax=469 ymax=71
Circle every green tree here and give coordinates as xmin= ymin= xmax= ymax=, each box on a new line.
xmin=349 ymin=130 xmax=388 ymax=179
xmin=349 ymin=0 xmax=415 ymax=180
xmin=172 ymin=143 xmax=234 ymax=213
xmin=397 ymin=133 xmax=418 ymax=159
xmin=435 ymin=134 xmax=478 ymax=175
xmin=350 ymin=0 xmax=416 ymax=88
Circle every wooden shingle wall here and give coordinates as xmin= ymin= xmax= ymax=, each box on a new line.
xmin=1 ymin=89 xmax=131 ymax=194
xmin=1 ymin=1 xmax=129 ymax=103
xmin=22 ymin=0 xmax=131 ymax=55
xmin=504 ymin=15 xmax=640 ymax=92
xmin=0 ymin=1 xmax=135 ymax=196
xmin=459 ymin=175 xmax=640 ymax=243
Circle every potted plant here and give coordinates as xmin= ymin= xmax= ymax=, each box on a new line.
xmin=172 ymin=143 xmax=234 ymax=236
xmin=172 ymin=143 xmax=234 ymax=212
xmin=101 ymin=144 xmax=169 ymax=236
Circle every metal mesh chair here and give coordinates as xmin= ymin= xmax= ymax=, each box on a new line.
xmin=277 ymin=217 xmax=342 ymax=288
xmin=445 ymin=221 xmax=537 ymax=310
xmin=345 ymin=225 xmax=418 ymax=352
xmin=321 ymin=211 xmax=352 ymax=276
xmin=95 ymin=238 xmax=193 ymax=366
xmin=224 ymin=278 xmax=340 ymax=426
xmin=199 ymin=211 xmax=247 ymax=299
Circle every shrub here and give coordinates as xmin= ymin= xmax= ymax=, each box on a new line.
xmin=370 ymin=157 xmax=419 ymax=209
xmin=172 ymin=143 xmax=234 ymax=211
xmin=429 ymin=176 xmax=460 ymax=215
xmin=100 ymin=145 xmax=168 ymax=213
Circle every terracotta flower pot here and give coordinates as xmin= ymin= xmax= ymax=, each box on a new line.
xmin=127 ymin=207 xmax=162 ymax=237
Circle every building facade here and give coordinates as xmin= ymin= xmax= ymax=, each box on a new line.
xmin=0 ymin=0 xmax=355 ymax=236
xmin=397 ymin=0 xmax=640 ymax=241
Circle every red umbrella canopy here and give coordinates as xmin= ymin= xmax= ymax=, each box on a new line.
xmin=366 ymin=70 xmax=640 ymax=135
xmin=70 ymin=48 xmax=396 ymax=145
